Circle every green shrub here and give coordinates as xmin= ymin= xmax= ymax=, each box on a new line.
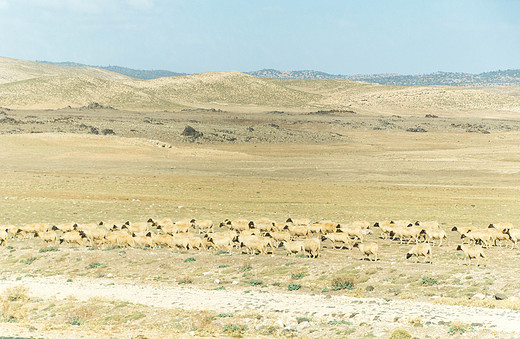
xmin=421 ymin=276 xmax=438 ymax=286
xmin=288 ymin=283 xmax=301 ymax=291
xmin=86 ymin=262 xmax=106 ymax=269
xmin=291 ymin=272 xmax=305 ymax=280
xmin=184 ymin=257 xmax=196 ymax=263
xmin=331 ymin=277 xmax=354 ymax=290
xmin=239 ymin=263 xmax=252 ymax=272
xmin=39 ymin=247 xmax=59 ymax=253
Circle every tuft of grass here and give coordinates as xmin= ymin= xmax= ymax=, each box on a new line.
xmin=218 ymin=264 xmax=229 ymax=268
xmin=421 ymin=276 xmax=438 ymax=286
xmin=328 ymin=319 xmax=353 ymax=325
xmin=239 ymin=263 xmax=252 ymax=272
xmin=215 ymin=250 xmax=229 ymax=255
xmin=24 ymin=257 xmax=37 ymax=265
xmin=222 ymin=324 xmax=248 ymax=336
xmin=331 ymin=277 xmax=355 ymax=291
xmin=288 ymin=283 xmax=301 ymax=291
xmin=39 ymin=247 xmax=59 ymax=253
xmin=248 ymin=279 xmax=263 ymax=286
xmin=86 ymin=262 xmax=106 ymax=269
xmin=217 ymin=313 xmax=234 ymax=318
xmin=389 ymin=328 xmax=411 ymax=339
xmin=291 ymin=272 xmax=305 ymax=280
xmin=184 ymin=257 xmax=196 ymax=263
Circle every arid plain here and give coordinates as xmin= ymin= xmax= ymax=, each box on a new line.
xmin=0 ymin=57 xmax=520 ymax=338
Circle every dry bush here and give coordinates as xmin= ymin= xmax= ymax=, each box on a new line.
xmin=1 ymin=286 xmax=30 ymax=322
xmin=65 ymin=305 xmax=95 ymax=326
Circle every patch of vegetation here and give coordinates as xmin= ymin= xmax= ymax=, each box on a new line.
xmin=389 ymin=328 xmax=411 ymax=339
xmin=184 ymin=257 xmax=196 ymax=263
xmin=218 ymin=264 xmax=229 ymax=268
xmin=284 ymin=262 xmax=294 ymax=266
xmin=217 ymin=313 xmax=234 ymax=318
xmin=223 ymin=324 xmax=248 ymax=336
xmin=86 ymin=262 xmax=106 ymax=269
xmin=239 ymin=263 xmax=252 ymax=272
xmin=291 ymin=272 xmax=305 ymax=280
xmin=448 ymin=322 xmax=472 ymax=335
xmin=328 ymin=319 xmax=353 ymax=325
xmin=248 ymin=279 xmax=263 ymax=286
xmin=215 ymin=250 xmax=229 ymax=255
xmin=422 ymin=276 xmax=438 ymax=286
xmin=24 ymin=257 xmax=38 ymax=265
xmin=288 ymin=283 xmax=301 ymax=291
xmin=39 ymin=247 xmax=59 ymax=253
xmin=331 ymin=277 xmax=355 ymax=291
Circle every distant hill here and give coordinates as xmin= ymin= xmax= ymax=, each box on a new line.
xmin=36 ymin=60 xmax=520 ymax=87
xmin=39 ymin=61 xmax=188 ymax=80
xmin=249 ymin=69 xmax=520 ymax=87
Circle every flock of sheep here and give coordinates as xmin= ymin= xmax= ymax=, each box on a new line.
xmin=0 ymin=217 xmax=518 ymax=265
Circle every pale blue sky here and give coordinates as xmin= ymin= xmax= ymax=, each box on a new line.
xmin=0 ymin=0 xmax=519 ymax=75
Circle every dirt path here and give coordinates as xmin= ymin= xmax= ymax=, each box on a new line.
xmin=1 ymin=275 xmax=519 ymax=337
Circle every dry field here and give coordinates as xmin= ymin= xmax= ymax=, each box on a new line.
xmin=0 ymin=107 xmax=519 ymax=338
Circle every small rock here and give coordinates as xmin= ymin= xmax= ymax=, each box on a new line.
xmin=214 ymin=279 xmax=220 ymax=284
xmin=495 ymin=293 xmax=508 ymax=300
xmin=365 ymin=285 xmax=375 ymax=292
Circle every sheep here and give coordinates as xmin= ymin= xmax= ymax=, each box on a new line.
xmin=456 ymin=244 xmax=487 ymax=266
xmin=337 ymin=224 xmax=364 ymax=242
xmin=423 ymin=228 xmax=448 ymax=247
xmin=241 ymin=237 xmax=268 ymax=255
xmin=415 ymin=221 xmax=440 ymax=229
xmin=0 ymin=228 xmax=9 ymax=245
xmin=212 ymin=236 xmax=234 ymax=252
xmin=60 ymin=230 xmax=86 ymax=247
xmin=487 ymin=227 xmax=510 ymax=247
xmin=287 ymin=225 xmax=309 ymax=239
xmin=321 ymin=233 xmax=351 ymax=250
xmin=249 ymin=221 xmax=274 ymax=235
xmin=18 ymin=223 xmax=50 ymax=238
xmin=82 ymin=226 xmax=108 ymax=246
xmin=223 ymin=219 xmax=250 ymax=232
xmin=353 ymin=242 xmax=378 ymax=261
xmin=148 ymin=218 xmax=174 ymax=227
xmin=406 ymin=243 xmax=432 ymax=263
xmin=390 ymin=226 xmax=424 ymax=244
xmin=391 ymin=220 xmax=413 ymax=227
xmin=303 ymin=238 xmax=320 ymax=258
xmin=168 ymin=234 xmax=190 ymax=249
xmin=503 ymin=228 xmax=520 ymax=249
xmin=307 ymin=223 xmax=323 ymax=235
xmin=53 ymin=222 xmax=78 ymax=233
xmin=152 ymin=233 xmax=174 ymax=248
xmin=35 ymin=230 xmax=59 ymax=246
xmin=190 ymin=219 xmax=214 ymax=234
xmin=123 ymin=222 xmax=149 ymax=234
xmin=158 ymin=223 xmax=189 ymax=235
xmin=372 ymin=221 xmax=395 ymax=239
xmin=272 ymin=222 xmax=289 ymax=232
xmin=266 ymin=231 xmax=291 ymax=247
xmin=350 ymin=220 xmax=371 ymax=229
xmin=283 ymin=240 xmax=305 ymax=256
xmin=286 ymin=217 xmax=311 ymax=226
xmin=488 ymin=222 xmax=514 ymax=231
xmin=315 ymin=220 xmax=338 ymax=234
xmin=451 ymin=226 xmax=475 ymax=244
xmin=132 ymin=232 xmax=154 ymax=248
xmin=187 ymin=236 xmax=205 ymax=250
xmin=461 ymin=229 xmax=493 ymax=247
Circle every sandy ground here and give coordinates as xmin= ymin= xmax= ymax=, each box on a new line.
xmin=0 ymin=275 xmax=518 ymax=338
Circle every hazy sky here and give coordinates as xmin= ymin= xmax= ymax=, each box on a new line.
xmin=0 ymin=0 xmax=519 ymax=75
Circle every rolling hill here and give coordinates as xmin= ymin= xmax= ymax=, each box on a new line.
xmin=1 ymin=57 xmax=520 ymax=116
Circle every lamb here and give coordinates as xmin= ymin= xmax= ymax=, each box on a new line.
xmin=303 ymin=238 xmax=320 ymax=258
xmin=283 ymin=240 xmax=305 ymax=256
xmin=353 ymin=242 xmax=378 ymax=261
xmin=406 ymin=243 xmax=432 ymax=263
xmin=456 ymin=244 xmax=486 ymax=266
